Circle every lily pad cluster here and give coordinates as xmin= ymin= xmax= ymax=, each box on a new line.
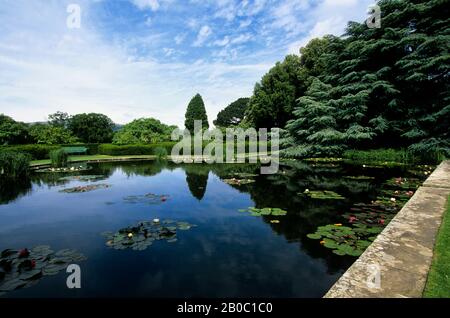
xmin=102 ymin=219 xmax=196 ymax=251
xmin=384 ymin=177 xmax=422 ymax=190
xmin=223 ymin=178 xmax=255 ymax=186
xmin=343 ymin=203 xmax=397 ymax=228
xmin=302 ymin=190 xmax=345 ymax=200
xmin=0 ymin=246 xmax=86 ymax=296
xmin=343 ymin=175 xmax=375 ymax=180
xmin=307 ymin=224 xmax=376 ymax=256
xmin=229 ymin=173 xmax=259 ymax=178
xmin=36 ymin=165 xmax=92 ymax=173
xmin=238 ymin=207 xmax=287 ymax=217
xmin=307 ymin=175 xmax=423 ymax=257
xmin=58 ymin=175 xmax=106 ymax=182
xmin=123 ymin=193 xmax=170 ymax=205
xmin=59 ymin=184 xmax=111 ymax=193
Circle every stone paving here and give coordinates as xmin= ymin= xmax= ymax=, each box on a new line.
xmin=325 ymin=160 xmax=450 ymax=298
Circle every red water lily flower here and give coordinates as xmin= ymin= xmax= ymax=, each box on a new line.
xmin=18 ymin=248 xmax=29 ymax=258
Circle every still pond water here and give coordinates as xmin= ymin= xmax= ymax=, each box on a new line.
xmin=0 ymin=160 xmax=419 ymax=297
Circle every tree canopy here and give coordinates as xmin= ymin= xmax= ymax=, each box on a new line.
xmin=68 ymin=113 xmax=114 ymax=143
xmin=244 ymin=55 xmax=308 ymax=129
xmin=279 ymin=0 xmax=449 ymax=159
xmin=29 ymin=123 xmax=78 ymax=145
xmin=185 ymin=93 xmax=209 ymax=133
xmin=0 ymin=114 xmax=30 ymax=145
xmin=113 ymin=118 xmax=176 ymax=144
xmin=213 ymin=97 xmax=249 ymax=127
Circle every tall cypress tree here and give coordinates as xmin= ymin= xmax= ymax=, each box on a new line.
xmin=185 ymin=93 xmax=209 ymax=133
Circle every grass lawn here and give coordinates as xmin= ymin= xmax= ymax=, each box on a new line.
xmin=423 ymin=195 xmax=450 ymax=298
xmin=30 ymin=154 xmax=156 ymax=166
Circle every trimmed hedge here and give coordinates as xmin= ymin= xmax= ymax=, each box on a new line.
xmin=0 ymin=144 xmax=100 ymax=159
xmin=0 ymin=144 xmax=60 ymax=160
xmin=98 ymin=143 xmax=176 ymax=156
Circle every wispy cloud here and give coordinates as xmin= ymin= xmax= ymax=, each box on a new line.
xmin=0 ymin=0 xmax=376 ymax=127
xmin=193 ymin=25 xmax=212 ymax=47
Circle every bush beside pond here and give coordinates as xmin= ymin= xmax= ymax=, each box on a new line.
xmin=49 ymin=149 xmax=68 ymax=168
xmin=0 ymin=151 xmax=31 ymax=178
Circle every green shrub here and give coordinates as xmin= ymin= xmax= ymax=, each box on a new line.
xmin=154 ymin=147 xmax=168 ymax=160
xmin=0 ymin=144 xmax=60 ymax=160
xmin=343 ymin=149 xmax=419 ymax=164
xmin=98 ymin=143 xmax=176 ymax=156
xmin=0 ymin=151 xmax=31 ymax=178
xmin=49 ymin=149 xmax=68 ymax=167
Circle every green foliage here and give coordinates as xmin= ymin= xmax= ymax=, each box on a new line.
xmin=49 ymin=149 xmax=68 ymax=168
xmin=185 ymin=94 xmax=209 ymax=133
xmin=98 ymin=143 xmax=176 ymax=156
xmin=275 ymin=0 xmax=450 ymax=159
xmin=424 ymin=196 xmax=450 ymax=298
xmin=343 ymin=149 xmax=417 ymax=165
xmin=214 ymin=97 xmax=250 ymax=127
xmin=244 ymin=55 xmax=307 ymax=129
xmin=48 ymin=111 xmax=70 ymax=128
xmin=113 ymin=118 xmax=176 ymax=144
xmin=29 ymin=124 xmax=78 ymax=145
xmin=284 ymin=79 xmax=345 ymax=158
xmin=0 ymin=114 xmax=30 ymax=145
xmin=0 ymin=151 xmax=31 ymax=178
xmin=0 ymin=144 xmax=60 ymax=160
xmin=68 ymin=113 xmax=114 ymax=143
xmin=153 ymin=146 xmax=168 ymax=160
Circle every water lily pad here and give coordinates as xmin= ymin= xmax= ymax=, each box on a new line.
xmin=60 ymin=184 xmax=111 ymax=193
xmin=223 ymin=178 xmax=255 ymax=185
xmin=0 ymin=245 xmax=86 ymax=296
xmin=59 ymin=175 xmax=106 ymax=182
xmin=103 ymin=219 xmax=196 ymax=251
xmin=239 ymin=207 xmax=288 ymax=217
xmin=123 ymin=193 xmax=170 ymax=205
xmin=302 ymin=190 xmax=345 ymax=200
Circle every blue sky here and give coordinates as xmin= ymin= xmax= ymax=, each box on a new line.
xmin=0 ymin=0 xmax=375 ymax=127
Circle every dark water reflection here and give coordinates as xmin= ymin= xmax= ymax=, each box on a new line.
xmin=0 ymin=160 xmax=415 ymax=297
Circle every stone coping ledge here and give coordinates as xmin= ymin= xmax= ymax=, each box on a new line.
xmin=325 ymin=160 xmax=450 ymax=298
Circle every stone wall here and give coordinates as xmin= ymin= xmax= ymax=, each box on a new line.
xmin=325 ymin=160 xmax=450 ymax=298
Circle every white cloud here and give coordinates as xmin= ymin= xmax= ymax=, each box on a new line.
xmin=131 ymin=0 xmax=160 ymax=11
xmin=0 ymin=2 xmax=267 ymax=127
xmin=213 ymin=36 xmax=230 ymax=47
xmin=239 ymin=20 xmax=252 ymax=28
xmin=231 ymin=33 xmax=252 ymax=45
xmin=193 ymin=25 xmax=212 ymax=47
xmin=174 ymin=33 xmax=187 ymax=45
xmin=287 ymin=0 xmax=376 ymax=54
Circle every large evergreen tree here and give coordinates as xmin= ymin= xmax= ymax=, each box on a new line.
xmin=213 ymin=97 xmax=249 ymax=127
xmin=185 ymin=94 xmax=209 ymax=133
xmin=284 ymin=79 xmax=344 ymax=158
xmin=244 ymin=55 xmax=308 ymax=129
xmin=284 ymin=0 xmax=449 ymax=158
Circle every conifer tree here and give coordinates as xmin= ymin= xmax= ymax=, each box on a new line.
xmin=185 ymin=94 xmax=209 ymax=133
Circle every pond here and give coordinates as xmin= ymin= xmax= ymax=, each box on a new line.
xmin=0 ymin=160 xmax=428 ymax=298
